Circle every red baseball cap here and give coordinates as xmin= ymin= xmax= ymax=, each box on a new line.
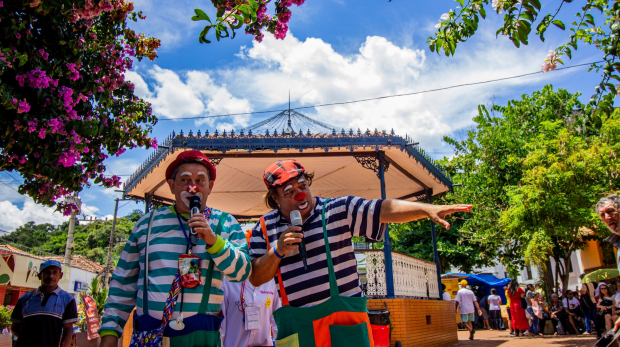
xmin=166 ymin=150 xmax=216 ymax=182
xmin=263 ymin=160 xmax=305 ymax=188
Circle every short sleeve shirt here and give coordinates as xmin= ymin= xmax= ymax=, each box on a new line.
xmin=455 ymin=288 xmax=477 ymax=315
xmin=11 ymin=287 xmax=78 ymax=347
xmin=488 ymin=295 xmax=502 ymax=310
xmin=249 ymin=196 xmax=385 ymax=308
xmin=562 ymin=297 xmax=580 ymax=310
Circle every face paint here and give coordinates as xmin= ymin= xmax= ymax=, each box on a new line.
xmin=188 ymin=184 xmax=198 ymax=194
xmin=180 ymin=191 xmax=203 ymax=208
xmin=180 ymin=171 xmax=192 ymax=177
xmin=282 ymin=184 xmax=294 ymax=194
xmin=294 ymin=191 xmax=306 ymax=201
xmin=197 ymin=170 xmax=207 ymax=177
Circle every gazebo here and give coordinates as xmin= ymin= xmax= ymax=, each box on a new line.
xmin=123 ymin=109 xmax=453 ymax=301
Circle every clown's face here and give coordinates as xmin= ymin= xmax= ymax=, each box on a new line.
xmin=274 ymin=176 xmax=314 ymax=222
xmin=167 ymin=163 xmax=213 ymax=214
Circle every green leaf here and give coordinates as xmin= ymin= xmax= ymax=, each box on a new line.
xmin=18 ymin=54 xmax=28 ymax=67
xmin=193 ymin=9 xmax=211 ymax=22
xmin=552 ymin=20 xmax=565 ymax=30
xmin=529 ymin=0 xmax=541 ymax=11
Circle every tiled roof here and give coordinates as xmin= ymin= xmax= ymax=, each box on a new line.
xmin=0 ymin=244 xmax=45 ymax=260
xmin=44 ymin=255 xmax=104 ymax=274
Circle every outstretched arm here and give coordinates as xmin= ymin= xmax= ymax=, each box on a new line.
xmin=379 ymin=200 xmax=472 ymax=229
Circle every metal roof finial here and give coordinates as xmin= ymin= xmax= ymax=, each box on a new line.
xmin=232 ymin=129 xmax=236 ymax=136
xmin=205 ymin=129 xmax=209 ymax=136
xmin=299 ymin=129 xmax=303 ymax=136
xmin=265 ymin=129 xmax=270 ymax=136
xmin=274 ymin=128 xmax=278 ymax=136
xmin=180 ymin=129 xmax=184 ymax=136
xmin=357 ymin=128 xmax=361 ymax=136
xmin=248 ymin=129 xmax=252 ymax=136
xmin=332 ymin=129 xmax=336 ymax=136
xmin=349 ymin=128 xmax=353 ymax=136
xmin=240 ymin=129 xmax=244 ymax=136
xmin=214 ymin=129 xmax=218 ymax=137
xmin=188 ymin=129 xmax=193 ymax=137
xmin=197 ymin=129 xmax=201 ymax=137
xmin=223 ymin=129 xmax=227 ymax=137
xmin=306 ymin=129 xmax=311 ymax=136
xmin=172 ymin=130 xmax=176 ymax=137
xmin=391 ymin=128 xmax=395 ymax=135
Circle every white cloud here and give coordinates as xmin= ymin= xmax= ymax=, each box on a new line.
xmin=0 ymin=200 xmax=68 ymax=231
xmin=126 ymin=66 xmax=253 ymax=130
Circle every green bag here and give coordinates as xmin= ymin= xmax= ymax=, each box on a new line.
xmin=267 ymin=199 xmax=374 ymax=347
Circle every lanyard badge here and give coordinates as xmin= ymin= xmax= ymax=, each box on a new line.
xmin=178 ymin=254 xmax=201 ymax=288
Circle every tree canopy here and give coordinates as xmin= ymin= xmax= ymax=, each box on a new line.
xmin=1 ymin=0 xmax=159 ymax=214
xmin=443 ymin=84 xmax=619 ymax=291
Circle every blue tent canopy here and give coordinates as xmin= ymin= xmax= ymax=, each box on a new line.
xmin=446 ymin=272 xmax=512 ymax=302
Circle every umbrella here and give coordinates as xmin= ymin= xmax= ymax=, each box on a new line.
xmin=581 ymin=268 xmax=620 ymax=283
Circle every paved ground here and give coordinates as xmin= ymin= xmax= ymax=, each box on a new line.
xmin=451 ymin=329 xmax=598 ymax=347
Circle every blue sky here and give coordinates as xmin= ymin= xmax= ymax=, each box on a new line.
xmin=0 ymin=0 xmax=605 ymax=230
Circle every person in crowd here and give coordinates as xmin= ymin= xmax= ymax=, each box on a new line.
xmin=487 ymin=289 xmax=504 ymax=330
xmin=442 ymin=284 xmax=452 ymax=301
xmin=10 ymin=260 xmax=78 ymax=347
xmin=248 ymin=159 xmax=472 ymax=345
xmin=562 ymin=290 xmax=582 ymax=334
xmin=221 ymin=231 xmax=281 ymax=347
xmin=506 ymin=279 xmax=529 ymax=337
xmin=596 ymin=283 xmax=617 ymax=337
xmin=524 ymin=284 xmax=540 ymax=336
xmin=504 ymin=285 xmax=513 ymax=335
xmin=579 ymin=273 xmax=597 ymax=335
xmin=537 ymin=293 xmax=551 ymax=334
xmin=478 ymin=293 xmax=491 ymax=330
xmin=535 ymin=284 xmax=544 ymax=297
xmin=549 ymin=293 xmax=570 ymax=335
xmin=99 ymin=150 xmax=252 ymax=347
xmin=455 ymin=280 xmax=483 ymax=340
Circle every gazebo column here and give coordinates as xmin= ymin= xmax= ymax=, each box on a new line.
xmin=426 ymin=189 xmax=443 ymax=300
xmin=144 ymin=193 xmax=153 ymax=213
xmin=377 ymin=151 xmax=395 ymax=299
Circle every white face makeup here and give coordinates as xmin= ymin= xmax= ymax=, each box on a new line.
xmin=180 ymin=171 xmax=192 ymax=177
xmin=283 ymin=184 xmax=294 ymax=194
xmin=177 ymin=170 xmax=208 ymax=208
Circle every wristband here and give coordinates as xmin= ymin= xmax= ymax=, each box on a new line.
xmin=273 ymin=246 xmax=285 ymax=259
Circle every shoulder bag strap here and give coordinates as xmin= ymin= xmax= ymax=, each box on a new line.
xmin=320 ymin=198 xmax=340 ymax=299
xmin=142 ymin=210 xmax=156 ymax=316
xmin=260 ymin=216 xmax=289 ymax=306
xmin=198 ymin=212 xmax=228 ymax=314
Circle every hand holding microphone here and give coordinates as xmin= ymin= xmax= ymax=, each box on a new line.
xmin=290 ymin=210 xmax=308 ymax=271
xmin=187 ymin=194 xmax=216 ymax=246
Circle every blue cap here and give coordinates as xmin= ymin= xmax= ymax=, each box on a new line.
xmin=40 ymin=260 xmax=62 ymax=272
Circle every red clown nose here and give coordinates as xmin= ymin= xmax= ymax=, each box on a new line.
xmin=294 ymin=191 xmax=306 ymax=201
xmin=188 ymin=185 xmax=198 ymax=194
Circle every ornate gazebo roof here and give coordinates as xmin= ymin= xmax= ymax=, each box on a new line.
xmin=123 ymin=110 xmax=452 ymax=219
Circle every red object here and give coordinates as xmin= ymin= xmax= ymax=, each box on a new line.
xmin=293 ymin=191 xmax=306 ymax=201
xmin=187 ymin=184 xmax=198 ymax=194
xmin=507 ymin=287 xmax=529 ymax=330
xmin=166 ymin=150 xmax=216 ymax=182
xmin=371 ymin=325 xmax=390 ymax=347
xmin=82 ymin=295 xmax=100 ymax=340
xmin=263 ymin=159 xmax=305 ymax=188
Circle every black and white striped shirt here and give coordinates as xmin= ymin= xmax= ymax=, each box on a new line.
xmin=249 ymin=196 xmax=386 ymax=308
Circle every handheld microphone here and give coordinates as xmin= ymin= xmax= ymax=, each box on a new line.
xmin=290 ymin=210 xmax=308 ymax=271
xmin=189 ymin=196 xmax=201 ymax=235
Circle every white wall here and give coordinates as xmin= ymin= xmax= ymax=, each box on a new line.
xmin=66 ymin=267 xmax=99 ymax=298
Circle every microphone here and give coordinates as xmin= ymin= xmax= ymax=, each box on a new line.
xmin=189 ymin=196 xmax=201 ymax=235
xmin=290 ymin=210 xmax=308 ymax=271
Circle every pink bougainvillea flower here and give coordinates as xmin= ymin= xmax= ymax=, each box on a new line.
xmin=17 ymin=100 xmax=30 ymax=113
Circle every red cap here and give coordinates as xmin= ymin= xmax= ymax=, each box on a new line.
xmin=166 ymin=150 xmax=216 ymax=182
xmin=263 ymin=160 xmax=305 ymax=188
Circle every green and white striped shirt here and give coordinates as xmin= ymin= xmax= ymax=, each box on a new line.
xmin=99 ymin=206 xmax=251 ymax=337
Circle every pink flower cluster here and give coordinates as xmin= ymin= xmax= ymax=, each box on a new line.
xmin=37 ymin=49 xmax=49 ymax=61
xmin=15 ymin=68 xmax=59 ymax=89
xmin=273 ymin=0 xmax=305 ymax=40
xmin=541 ymin=50 xmax=558 ymax=73
xmin=66 ymin=63 xmax=81 ymax=80
xmin=70 ymin=0 xmax=123 ymax=23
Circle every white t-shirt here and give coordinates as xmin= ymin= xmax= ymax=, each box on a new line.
xmin=488 ymin=295 xmax=502 ymax=310
xmin=443 ymin=291 xmax=452 ymax=301
xmin=562 ymin=297 xmax=580 ymax=310
xmin=221 ymin=278 xmax=281 ymax=347
xmin=455 ymin=288 xmax=477 ymax=315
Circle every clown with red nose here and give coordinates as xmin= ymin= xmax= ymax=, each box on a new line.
xmin=247 ymin=159 xmax=472 ymax=346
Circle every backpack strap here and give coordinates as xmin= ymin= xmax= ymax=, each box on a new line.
xmin=260 ymin=216 xmax=289 ymax=306
xmin=141 ymin=210 xmax=156 ymax=316
xmin=197 ymin=212 xmax=228 ymax=314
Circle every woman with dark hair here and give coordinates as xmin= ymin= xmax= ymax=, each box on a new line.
xmin=596 ymin=283 xmax=617 ymax=338
xmin=507 ymin=279 xmax=529 ymax=336
xmin=488 ymin=288 xmax=505 ymax=330
xmin=549 ymin=293 xmax=570 ymax=335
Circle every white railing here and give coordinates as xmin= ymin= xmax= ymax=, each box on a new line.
xmin=359 ymin=250 xmax=440 ymax=299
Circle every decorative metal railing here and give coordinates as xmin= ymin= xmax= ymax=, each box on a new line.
xmin=358 ymin=249 xmax=440 ymax=299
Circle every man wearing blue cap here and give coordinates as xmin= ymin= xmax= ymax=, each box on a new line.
xmin=10 ymin=259 xmax=78 ymax=347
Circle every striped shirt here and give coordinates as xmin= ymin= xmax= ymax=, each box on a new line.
xmin=249 ymin=196 xmax=385 ymax=308
xmin=100 ymin=206 xmax=251 ymax=336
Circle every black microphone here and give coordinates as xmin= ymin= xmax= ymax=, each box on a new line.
xmin=189 ymin=196 xmax=201 ymax=236
xmin=290 ymin=210 xmax=307 ymax=271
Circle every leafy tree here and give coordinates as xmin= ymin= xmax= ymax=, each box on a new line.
xmin=1 ymin=221 xmax=55 ymax=248
xmin=1 ymin=0 xmax=159 ymax=214
xmin=125 ymin=209 xmax=144 ymax=223
xmin=428 ymin=0 xmax=620 ymax=118
xmin=502 ymin=112 xmax=620 ymax=291
xmin=443 ymin=85 xmax=619 ymax=294
xmin=389 ymin=212 xmax=493 ymax=274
